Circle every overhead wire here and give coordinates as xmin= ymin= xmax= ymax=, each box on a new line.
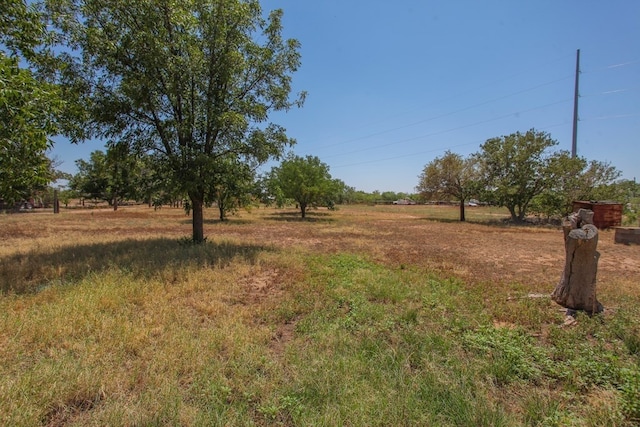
xmin=332 ymin=120 xmax=572 ymax=170
xmin=580 ymin=112 xmax=640 ymax=121
xmin=607 ymin=59 xmax=640 ymax=68
xmin=325 ymin=98 xmax=573 ymax=160
xmin=578 ymin=58 xmax=639 ymax=76
xmin=324 ymin=57 xmax=639 ymax=167
xmin=580 ymin=86 xmax=640 ymax=98
xmin=332 ymin=101 xmax=639 ymax=170
xmin=317 ymin=74 xmax=574 ymax=151
xmin=306 ymin=53 xmax=575 ymax=149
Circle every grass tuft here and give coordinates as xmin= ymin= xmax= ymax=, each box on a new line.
xmin=1 ymin=205 xmax=639 ymax=425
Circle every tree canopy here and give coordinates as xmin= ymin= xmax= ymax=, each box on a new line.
xmin=44 ymin=0 xmax=304 ymax=241
xmin=475 ymin=129 xmax=559 ymax=222
xmin=1 ymin=0 xmax=45 ymax=59
xmin=530 ymin=154 xmax=621 ymax=220
xmin=417 ymin=150 xmax=478 ymax=221
xmin=0 ymin=1 xmax=62 ymax=206
xmin=0 ymin=56 xmax=62 ymax=206
xmin=208 ymin=155 xmax=255 ymax=221
xmin=269 ymin=154 xmax=342 ymax=218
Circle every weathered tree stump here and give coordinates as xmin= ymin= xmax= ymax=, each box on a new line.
xmin=552 ymin=209 xmax=603 ymax=315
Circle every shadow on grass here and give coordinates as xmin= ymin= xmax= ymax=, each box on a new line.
xmin=179 ymin=218 xmax=254 ymax=225
xmin=416 ymin=216 xmax=554 ymax=228
xmin=416 ymin=217 xmax=465 ymax=224
xmin=1 ymin=237 xmax=272 ymax=294
xmin=266 ymin=211 xmax=335 ymax=223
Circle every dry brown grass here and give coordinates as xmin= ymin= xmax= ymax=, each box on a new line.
xmin=2 ymin=204 xmax=640 ymax=425
xmin=2 ymin=204 xmax=638 ymax=295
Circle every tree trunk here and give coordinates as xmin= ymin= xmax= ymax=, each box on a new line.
xmin=300 ymin=202 xmax=307 ymax=219
xmin=459 ymin=199 xmax=466 ymax=222
xmin=552 ymin=209 xmax=603 ymax=314
xmin=191 ymin=197 xmax=205 ymax=243
xmin=53 ymin=190 xmax=60 ymax=214
xmin=113 ymin=195 xmax=118 ymax=211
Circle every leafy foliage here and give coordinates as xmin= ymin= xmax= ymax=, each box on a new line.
xmin=69 ymin=146 xmax=139 ymax=207
xmin=0 ymin=2 xmax=63 ymax=206
xmin=69 ymin=151 xmax=111 ymax=204
xmin=417 ymin=150 xmax=479 ymax=221
xmin=0 ymin=0 xmax=45 ymax=59
xmin=208 ymin=155 xmax=256 ymax=220
xmin=417 ymin=130 xmax=628 ymax=222
xmin=268 ymin=154 xmax=343 ymax=218
xmin=44 ymin=0 xmax=304 ymax=240
xmin=530 ymin=154 xmax=622 ymax=220
xmin=0 ymin=55 xmax=61 ymax=205
xmin=475 ymin=129 xmax=559 ymax=222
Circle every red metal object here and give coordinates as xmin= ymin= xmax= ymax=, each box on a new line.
xmin=572 ymin=201 xmax=622 ymax=229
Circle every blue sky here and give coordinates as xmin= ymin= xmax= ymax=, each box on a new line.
xmin=49 ymin=0 xmax=640 ymax=193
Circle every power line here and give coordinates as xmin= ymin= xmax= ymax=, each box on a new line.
xmin=311 ymin=55 xmax=640 ymax=177
xmin=582 ymin=59 xmax=640 ymax=74
xmin=317 ymin=74 xmax=574 ymax=151
xmin=324 ymin=98 xmax=572 ymax=160
xmin=330 ymin=104 xmax=638 ymax=171
xmin=580 ymin=86 xmax=640 ymax=98
xmin=332 ymin=140 xmax=483 ymax=169
xmin=606 ymin=59 xmax=640 ymax=69
xmin=332 ymin=120 xmax=572 ymax=170
xmin=301 ymin=53 xmax=576 ymax=149
xmin=320 ymin=56 xmax=639 ymax=154
xmin=580 ymin=112 xmax=640 ymax=121
xmin=323 ymin=56 xmax=639 ymax=166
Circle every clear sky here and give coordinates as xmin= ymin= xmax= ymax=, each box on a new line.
xmin=49 ymin=0 xmax=640 ymax=194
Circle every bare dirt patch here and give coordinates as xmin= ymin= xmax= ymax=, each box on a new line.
xmin=270 ymin=321 xmax=296 ymax=358
xmin=43 ymin=390 xmax=105 ymax=427
xmin=239 ymin=269 xmax=283 ymax=305
xmin=2 ymin=205 xmax=638 ymax=296
xmin=238 ymin=206 xmax=640 ymax=293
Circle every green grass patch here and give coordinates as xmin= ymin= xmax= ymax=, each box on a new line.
xmin=1 ymin=238 xmax=639 ymax=425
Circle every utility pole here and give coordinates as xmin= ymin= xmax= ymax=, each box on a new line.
xmin=571 ymin=49 xmax=580 ymax=158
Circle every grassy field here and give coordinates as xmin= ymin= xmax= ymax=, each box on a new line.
xmin=1 ymin=204 xmax=639 ymax=426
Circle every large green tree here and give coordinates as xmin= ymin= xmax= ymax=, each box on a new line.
xmin=106 ymin=142 xmax=140 ymax=210
xmin=69 ymin=150 xmax=111 ymax=204
xmin=209 ymin=155 xmax=255 ymax=221
xmin=1 ymin=1 xmax=62 ymax=206
xmin=45 ymin=0 xmax=304 ymax=242
xmin=417 ymin=150 xmax=478 ymax=221
xmin=476 ymin=129 xmax=560 ymax=222
xmin=530 ymin=153 xmax=621 ymax=220
xmin=0 ymin=56 xmax=62 ymax=206
xmin=1 ymin=1 xmax=44 ymax=59
xmin=269 ymin=154 xmax=342 ymax=218
xmin=69 ymin=146 xmax=139 ymax=207
xmin=127 ymin=153 xmax=184 ymax=208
